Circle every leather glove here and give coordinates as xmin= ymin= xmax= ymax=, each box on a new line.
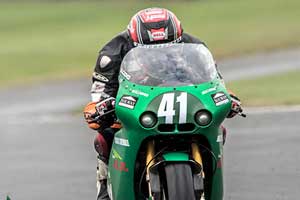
xmin=84 ymin=101 xmax=100 ymax=130
xmin=83 ymin=97 xmax=115 ymax=130
xmin=95 ymin=97 xmax=115 ymax=116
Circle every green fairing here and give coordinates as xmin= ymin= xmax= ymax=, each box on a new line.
xmin=108 ymin=80 xmax=230 ymax=199
xmin=107 ymin=44 xmax=232 ymax=200
xmin=162 ymin=152 xmax=189 ymax=161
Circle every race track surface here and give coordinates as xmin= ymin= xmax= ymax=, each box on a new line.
xmin=1 ymin=48 xmax=300 ymax=199
xmin=224 ymin=109 xmax=300 ymax=200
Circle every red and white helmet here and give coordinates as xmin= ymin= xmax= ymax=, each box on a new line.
xmin=127 ymin=8 xmax=183 ymax=46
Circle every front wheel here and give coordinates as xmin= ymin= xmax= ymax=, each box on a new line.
xmin=164 ymin=163 xmax=198 ymax=200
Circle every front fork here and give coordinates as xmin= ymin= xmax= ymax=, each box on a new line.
xmin=192 ymin=143 xmax=205 ymax=178
xmin=146 ymin=140 xmax=155 ymax=199
xmin=192 ymin=143 xmax=206 ymax=200
xmin=145 ymin=141 xmax=205 ymax=199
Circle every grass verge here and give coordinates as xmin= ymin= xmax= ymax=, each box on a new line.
xmin=226 ymin=70 xmax=300 ymax=106
xmin=0 ymin=0 xmax=300 ymax=87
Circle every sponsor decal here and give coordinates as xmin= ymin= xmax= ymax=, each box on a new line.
xmin=114 ymin=137 xmax=130 ymax=147
xmin=130 ymin=89 xmax=149 ymax=97
xmin=216 ymin=134 xmax=223 ymax=143
xmin=211 ymin=92 xmax=229 ymax=106
xmin=99 ymin=55 xmax=111 ymax=68
xmin=112 ymin=148 xmax=122 ymax=160
xmin=202 ymin=87 xmax=217 ymax=95
xmin=139 ymin=8 xmax=168 ymax=23
xmin=93 ymin=72 xmax=109 ymax=83
xmin=120 ymin=68 xmax=131 ymax=80
xmin=148 ymin=28 xmax=167 ymax=41
xmin=118 ymin=95 xmax=138 ymax=109
xmin=113 ymin=160 xmax=128 ymax=172
xmin=151 ymin=31 xmax=165 ymax=40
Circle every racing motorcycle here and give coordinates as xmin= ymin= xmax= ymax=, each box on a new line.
xmin=102 ymin=43 xmax=245 ymax=200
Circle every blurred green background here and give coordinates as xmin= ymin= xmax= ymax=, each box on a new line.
xmin=0 ymin=0 xmax=299 ymax=105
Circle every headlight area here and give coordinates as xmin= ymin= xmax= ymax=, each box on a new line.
xmin=194 ymin=110 xmax=212 ymax=127
xmin=139 ymin=111 xmax=158 ymax=128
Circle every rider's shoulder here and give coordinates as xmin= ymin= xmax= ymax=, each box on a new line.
xmin=111 ymin=31 xmax=131 ymax=43
xmin=182 ymin=33 xmax=207 ymax=46
xmin=98 ymin=31 xmax=133 ymax=56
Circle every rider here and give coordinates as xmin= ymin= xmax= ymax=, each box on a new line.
xmin=83 ymin=8 xmax=242 ymax=200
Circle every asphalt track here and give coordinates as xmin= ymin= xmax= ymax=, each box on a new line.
xmin=0 ymin=47 xmax=300 ymax=199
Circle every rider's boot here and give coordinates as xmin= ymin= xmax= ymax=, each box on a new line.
xmin=96 ymin=157 xmax=110 ymax=200
xmin=94 ymin=134 xmax=110 ymax=200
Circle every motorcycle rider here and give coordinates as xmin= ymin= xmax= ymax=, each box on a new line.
xmin=83 ymin=7 xmax=242 ymax=200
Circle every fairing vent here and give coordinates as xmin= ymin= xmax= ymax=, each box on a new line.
xmin=158 ymin=124 xmax=175 ymax=132
xmin=157 ymin=123 xmax=196 ymax=132
xmin=177 ymin=123 xmax=195 ymax=132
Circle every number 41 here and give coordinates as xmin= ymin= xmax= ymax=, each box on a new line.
xmin=157 ymin=92 xmax=187 ymax=124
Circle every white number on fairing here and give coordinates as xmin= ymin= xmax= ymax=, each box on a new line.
xmin=157 ymin=93 xmax=175 ymax=123
xmin=176 ymin=92 xmax=187 ymax=124
xmin=157 ymin=92 xmax=188 ymax=124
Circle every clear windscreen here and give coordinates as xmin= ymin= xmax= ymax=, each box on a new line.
xmin=120 ymin=43 xmax=217 ymax=86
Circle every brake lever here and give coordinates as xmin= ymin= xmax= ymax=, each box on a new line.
xmin=89 ymin=114 xmax=101 ymax=123
xmin=231 ymin=109 xmax=247 ymax=118
xmin=238 ymin=112 xmax=247 ymax=118
xmin=100 ymin=109 xmax=115 ymax=118
xmin=90 ymin=109 xmax=116 ymax=123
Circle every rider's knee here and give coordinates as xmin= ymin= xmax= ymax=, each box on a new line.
xmin=94 ymin=133 xmax=109 ymax=160
xmin=94 ymin=128 xmax=118 ymax=160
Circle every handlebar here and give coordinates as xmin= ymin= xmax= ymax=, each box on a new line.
xmin=90 ymin=109 xmax=116 ymax=123
xmin=232 ymin=108 xmax=246 ymax=118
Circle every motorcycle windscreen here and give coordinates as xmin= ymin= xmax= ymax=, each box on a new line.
xmin=120 ymin=43 xmax=218 ymax=86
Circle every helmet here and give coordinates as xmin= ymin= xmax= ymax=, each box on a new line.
xmin=127 ymin=8 xmax=183 ymax=46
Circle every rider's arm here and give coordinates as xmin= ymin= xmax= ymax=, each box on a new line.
xmin=91 ymin=31 xmax=132 ymax=102
xmin=84 ymin=31 xmax=131 ymax=130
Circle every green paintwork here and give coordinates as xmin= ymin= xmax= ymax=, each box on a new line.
xmin=107 ymin=76 xmax=231 ymax=200
xmin=162 ymin=152 xmax=189 ymax=161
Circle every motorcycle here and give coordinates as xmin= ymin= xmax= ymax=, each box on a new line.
xmin=104 ymin=43 xmax=245 ymax=200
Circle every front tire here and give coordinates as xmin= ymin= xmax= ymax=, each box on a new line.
xmin=164 ymin=163 xmax=196 ymax=200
